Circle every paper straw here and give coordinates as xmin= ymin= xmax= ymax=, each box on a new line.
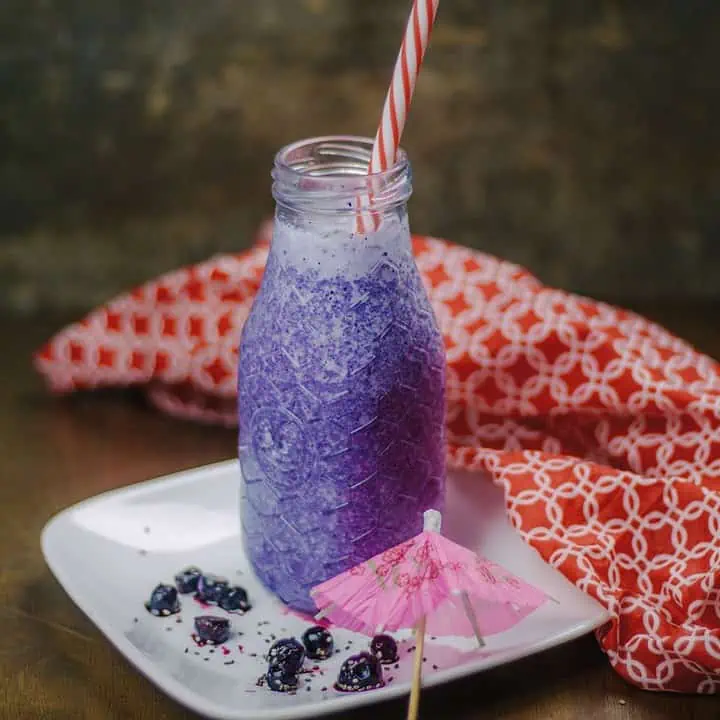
xmin=357 ymin=0 xmax=440 ymax=233
xmin=371 ymin=0 xmax=440 ymax=172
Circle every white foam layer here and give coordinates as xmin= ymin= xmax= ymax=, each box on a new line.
xmin=271 ymin=213 xmax=414 ymax=278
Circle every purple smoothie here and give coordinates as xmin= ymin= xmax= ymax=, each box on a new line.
xmin=238 ymin=139 xmax=446 ymax=613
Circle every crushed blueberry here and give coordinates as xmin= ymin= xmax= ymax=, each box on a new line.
xmin=301 ymin=626 xmax=334 ymax=660
xmin=370 ymin=634 xmax=399 ymax=665
xmin=267 ymin=638 xmax=305 ymax=674
xmin=195 ymin=574 xmax=230 ymax=604
xmin=194 ymin=616 xmax=231 ymax=645
xmin=335 ymin=652 xmax=384 ymax=692
xmin=145 ymin=584 xmax=181 ymax=617
xmin=265 ymin=667 xmax=299 ymax=693
xmin=174 ymin=566 xmax=202 ymax=594
xmin=218 ymin=585 xmax=252 ymax=613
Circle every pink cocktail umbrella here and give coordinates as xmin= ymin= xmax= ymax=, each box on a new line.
xmin=310 ymin=509 xmax=549 ymax=720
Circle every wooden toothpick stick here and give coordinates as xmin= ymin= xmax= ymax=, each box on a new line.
xmin=407 ymin=615 xmax=427 ymax=720
xmin=460 ymin=591 xmax=486 ymax=648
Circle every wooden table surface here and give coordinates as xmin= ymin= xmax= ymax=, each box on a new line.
xmin=1 ymin=309 xmax=718 ymax=720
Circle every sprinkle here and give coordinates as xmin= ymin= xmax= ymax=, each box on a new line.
xmin=250 ymin=653 xmax=258 ymax=658
xmin=432 ymin=664 xmax=439 ymax=670
xmin=306 ymin=686 xmax=312 ymax=692
xmin=221 ymin=646 xmax=231 ymax=656
xmin=209 ymin=649 xmax=215 ymax=654
xmin=175 ymin=617 xmax=183 ymax=624
xmin=238 ymin=646 xmax=245 ymax=653
xmin=194 ymin=651 xmax=200 ymax=656
xmin=224 ymin=660 xmax=235 ymax=666
xmin=204 ymin=657 xmax=210 ymax=662
xmin=133 ymin=617 xmax=139 ymax=623
xmin=138 ymin=549 xmax=147 ymax=556
xmin=321 ymin=687 xmax=328 ymax=692
xmin=165 ymin=627 xmax=172 ymax=632
xmin=619 ymin=700 xmax=627 ymax=706
xmin=143 ymin=526 xmax=151 ymax=534
xmin=394 ymin=663 xmax=400 ymax=669
xmin=388 ymin=676 xmax=394 ymax=683
xmin=184 ymin=648 xmax=189 ymax=654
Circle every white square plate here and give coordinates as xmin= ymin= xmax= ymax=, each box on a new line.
xmin=41 ymin=460 xmax=610 ymax=719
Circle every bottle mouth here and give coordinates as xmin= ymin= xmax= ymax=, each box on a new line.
xmin=272 ymin=135 xmax=412 ymax=215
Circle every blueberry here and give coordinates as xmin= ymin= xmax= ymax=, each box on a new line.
xmin=302 ymin=625 xmax=334 ymax=660
xmin=335 ymin=652 xmax=384 ymax=692
xmin=194 ymin=615 xmax=231 ymax=645
xmin=145 ymin=584 xmax=181 ymax=617
xmin=174 ymin=566 xmax=202 ymax=594
xmin=195 ymin=574 xmax=229 ymax=604
xmin=370 ymin=634 xmax=399 ymax=665
xmin=218 ymin=585 xmax=252 ymax=613
xmin=265 ymin=667 xmax=299 ymax=693
xmin=267 ymin=638 xmax=305 ymax=674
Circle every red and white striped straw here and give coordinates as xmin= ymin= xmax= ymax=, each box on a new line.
xmin=370 ymin=0 xmax=440 ymax=173
xmin=357 ymin=0 xmax=440 ymax=232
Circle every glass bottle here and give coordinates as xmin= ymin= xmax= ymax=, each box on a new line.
xmin=238 ymin=136 xmax=446 ymax=613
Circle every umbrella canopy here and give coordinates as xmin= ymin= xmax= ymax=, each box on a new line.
xmin=310 ymin=510 xmax=547 ymax=637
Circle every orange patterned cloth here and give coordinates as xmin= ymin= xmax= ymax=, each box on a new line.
xmin=35 ymin=223 xmax=720 ymax=693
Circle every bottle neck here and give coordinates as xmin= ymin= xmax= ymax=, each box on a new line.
xmin=272 ymin=136 xmax=412 ymax=219
xmin=268 ymin=136 xmax=414 ymax=278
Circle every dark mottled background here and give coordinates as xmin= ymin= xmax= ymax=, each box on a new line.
xmin=1 ymin=0 xmax=718 ymax=312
